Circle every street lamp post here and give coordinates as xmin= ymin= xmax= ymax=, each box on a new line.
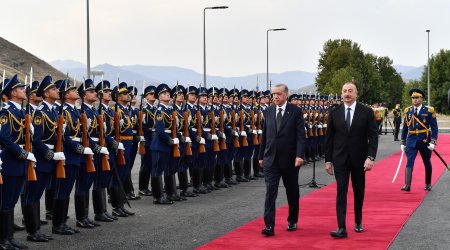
xmin=266 ymin=28 xmax=286 ymax=91
xmin=203 ymin=6 xmax=228 ymax=88
xmin=426 ymin=29 xmax=430 ymax=105
xmin=86 ymin=0 xmax=91 ymax=78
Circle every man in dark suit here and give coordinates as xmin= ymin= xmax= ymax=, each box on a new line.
xmin=324 ymin=82 xmax=378 ymax=238
xmin=258 ymin=83 xmax=305 ymax=236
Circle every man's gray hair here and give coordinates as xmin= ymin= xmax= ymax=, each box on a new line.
xmin=274 ymin=83 xmax=289 ymax=94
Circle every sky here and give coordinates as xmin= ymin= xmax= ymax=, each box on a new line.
xmin=3 ymin=0 xmax=449 ymax=77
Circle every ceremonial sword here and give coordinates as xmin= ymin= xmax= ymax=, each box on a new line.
xmin=433 ymin=149 xmax=450 ymax=171
xmin=392 ymin=151 xmax=405 ymax=183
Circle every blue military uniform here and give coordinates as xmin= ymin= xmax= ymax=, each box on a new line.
xmin=150 ymin=83 xmax=176 ymax=204
xmin=401 ymin=88 xmax=438 ymax=191
xmin=0 ymin=75 xmax=33 ymax=248
xmin=138 ymin=85 xmax=156 ymax=196
xmin=91 ymin=80 xmax=117 ymax=222
xmin=393 ymin=106 xmax=402 ymax=141
xmin=223 ymin=88 xmax=240 ymax=185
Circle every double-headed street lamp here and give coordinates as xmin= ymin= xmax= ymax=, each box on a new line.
xmin=266 ymin=28 xmax=286 ymax=91
xmin=203 ymin=6 xmax=228 ymax=88
xmin=426 ymin=29 xmax=430 ymax=106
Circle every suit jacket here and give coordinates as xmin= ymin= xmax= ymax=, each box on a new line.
xmin=259 ymin=102 xmax=305 ymax=168
xmin=324 ymin=102 xmax=378 ymax=168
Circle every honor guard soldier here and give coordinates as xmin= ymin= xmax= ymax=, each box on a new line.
xmin=203 ymin=87 xmax=220 ymax=191
xmin=214 ymin=88 xmax=232 ymax=188
xmin=191 ymin=87 xmax=209 ymax=194
xmin=138 ymin=85 xmax=156 ymax=196
xmin=172 ymin=85 xmax=197 ymax=198
xmin=400 ymin=88 xmax=438 ymax=191
xmin=124 ymin=85 xmax=140 ymax=200
xmin=52 ymin=79 xmax=92 ymax=235
xmin=164 ymin=84 xmax=186 ymax=202
xmin=110 ymin=82 xmax=135 ymax=216
xmin=22 ymin=75 xmax=64 ymax=242
xmin=75 ymin=79 xmax=109 ymax=228
xmin=28 ymin=81 xmax=42 ymax=114
xmin=93 ymin=80 xmax=119 ymax=222
xmin=150 ymin=83 xmax=176 ymax=204
xmin=235 ymin=89 xmax=254 ymax=181
xmin=393 ymin=104 xmax=401 ymax=141
xmin=223 ymin=88 xmax=240 ymax=185
xmin=250 ymin=91 xmax=263 ymax=179
xmin=0 ymin=75 xmax=37 ymax=249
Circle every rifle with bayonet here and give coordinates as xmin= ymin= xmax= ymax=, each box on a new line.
xmin=210 ymin=90 xmax=220 ymax=152
xmin=80 ymin=81 xmax=96 ymax=173
xmin=239 ymin=102 xmax=248 ymax=147
xmin=218 ymin=93 xmax=227 ymax=150
xmin=172 ymin=88 xmax=181 ymax=158
xmin=24 ymin=70 xmax=37 ymax=181
xmin=196 ymin=89 xmax=206 ymax=153
xmin=55 ymin=77 xmax=68 ymax=179
xmin=114 ymin=77 xmax=126 ymax=165
xmin=256 ymin=97 xmax=262 ymax=143
xmin=250 ymin=96 xmax=258 ymax=145
xmin=183 ymin=100 xmax=193 ymax=156
xmin=137 ymin=81 xmax=146 ymax=155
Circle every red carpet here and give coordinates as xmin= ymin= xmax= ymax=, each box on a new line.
xmin=198 ymin=134 xmax=450 ymax=250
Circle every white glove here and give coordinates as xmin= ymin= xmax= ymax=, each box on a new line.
xmin=199 ymin=138 xmax=206 ymax=144
xmin=252 ymin=130 xmax=258 ymax=135
xmin=427 ymin=143 xmax=435 ymax=151
xmin=240 ymin=131 xmax=247 ymax=137
xmin=139 ymin=136 xmax=145 ymax=142
xmin=103 ymin=122 xmax=107 ymax=132
xmin=52 ymin=152 xmax=66 ymax=161
xmin=63 ymin=123 xmax=67 ymax=131
xmin=257 ymin=129 xmax=263 ymax=135
xmin=211 ymin=134 xmax=219 ymax=140
xmin=100 ymin=147 xmax=109 ymax=155
xmin=142 ymin=114 xmax=146 ymax=124
xmin=87 ymin=118 xmax=92 ymax=130
xmin=222 ymin=134 xmax=227 ymax=140
xmin=323 ymin=124 xmax=327 ymax=128
xmin=120 ymin=119 xmax=124 ymax=128
xmin=309 ymin=125 xmax=313 ymax=129
xmin=118 ymin=142 xmax=125 ymax=150
xmin=318 ymin=125 xmax=323 ymax=128
xmin=131 ymin=116 xmax=135 ymax=123
xmin=30 ymin=124 xmax=35 ymax=135
xmin=27 ymin=152 xmax=37 ymax=162
xmin=215 ymin=116 xmax=219 ymax=123
xmin=83 ymin=147 xmax=94 ymax=155
xmin=400 ymin=145 xmax=406 ymax=152
xmin=234 ymin=131 xmax=239 ymax=137
xmin=173 ymin=138 xmax=179 ymax=145
xmin=185 ymin=137 xmax=192 ymax=143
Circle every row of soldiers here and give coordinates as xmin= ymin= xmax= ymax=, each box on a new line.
xmin=0 ymin=73 xmax=333 ymax=249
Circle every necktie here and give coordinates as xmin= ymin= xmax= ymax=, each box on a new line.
xmin=276 ymin=108 xmax=283 ymax=132
xmin=415 ymin=108 xmax=418 ymax=116
xmin=346 ymin=107 xmax=351 ymax=131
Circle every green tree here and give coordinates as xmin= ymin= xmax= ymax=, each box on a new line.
xmin=402 ymin=80 xmax=425 ymax=109
xmin=421 ymin=49 xmax=450 ymax=114
xmin=375 ymin=56 xmax=404 ymax=108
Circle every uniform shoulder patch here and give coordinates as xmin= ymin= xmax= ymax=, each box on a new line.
xmin=34 ymin=116 xmax=42 ymax=125
xmin=427 ymin=106 xmax=435 ymax=113
xmin=0 ymin=115 xmax=8 ymax=125
xmin=157 ymin=114 xmax=163 ymax=121
xmin=404 ymin=107 xmax=410 ymax=113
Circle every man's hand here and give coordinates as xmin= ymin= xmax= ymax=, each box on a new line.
xmin=259 ymin=160 xmax=264 ymax=169
xmin=364 ymin=158 xmax=374 ymax=171
xmin=325 ymin=162 xmax=333 ymax=175
xmin=294 ymin=157 xmax=304 ymax=168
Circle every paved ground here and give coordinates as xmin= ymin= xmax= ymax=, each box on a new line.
xmin=10 ymin=132 xmax=450 ymax=249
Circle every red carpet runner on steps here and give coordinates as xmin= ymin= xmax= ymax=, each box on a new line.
xmin=198 ymin=134 xmax=450 ymax=250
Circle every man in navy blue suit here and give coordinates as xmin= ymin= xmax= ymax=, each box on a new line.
xmin=258 ymin=83 xmax=305 ymax=237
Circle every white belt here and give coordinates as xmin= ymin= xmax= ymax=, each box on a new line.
xmin=132 ymin=130 xmax=137 ymax=134
xmin=19 ymin=144 xmax=25 ymax=149
xmin=151 ymin=128 xmax=156 ymax=132
xmin=45 ymin=144 xmax=55 ymax=150
xmin=246 ymin=125 xmax=251 ymax=128
xmin=71 ymin=137 xmax=81 ymax=142
xmin=91 ymin=137 xmax=99 ymax=142
xmin=203 ymin=128 xmax=211 ymax=132
xmin=164 ymin=130 xmax=171 ymax=133
xmin=191 ymin=128 xmax=197 ymax=132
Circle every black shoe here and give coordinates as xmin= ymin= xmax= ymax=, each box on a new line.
xmin=354 ymin=223 xmax=364 ymax=233
xmin=215 ymin=182 xmax=229 ymax=188
xmin=138 ymin=189 xmax=153 ymax=196
xmin=180 ymin=190 xmax=198 ymax=197
xmin=45 ymin=212 xmax=52 ymax=221
xmin=127 ymin=192 xmax=141 ymax=200
xmin=40 ymin=219 xmax=48 ymax=225
xmin=167 ymin=194 xmax=184 ymax=202
xmin=63 ymin=224 xmax=79 ymax=234
xmin=401 ymin=185 xmax=410 ymax=192
xmin=424 ymin=184 xmax=432 ymax=191
xmin=225 ymin=178 xmax=238 ymax=185
xmin=245 ymin=175 xmax=256 ymax=180
xmin=330 ymin=228 xmax=348 ymax=238
xmin=94 ymin=213 xmax=114 ymax=222
xmin=26 ymin=232 xmax=48 ymax=242
xmin=13 ymin=223 xmax=25 ymax=231
xmin=52 ymin=225 xmax=74 ymax=235
xmin=112 ymin=208 xmax=128 ymax=217
xmin=287 ymin=223 xmax=297 ymax=231
xmin=255 ymin=173 xmax=264 ymax=178
xmin=153 ymin=197 xmax=174 ymax=205
xmin=86 ymin=218 xmax=100 ymax=227
xmin=104 ymin=212 xmax=118 ymax=221
xmin=236 ymin=176 xmax=249 ymax=182
xmin=0 ymin=240 xmax=16 ymax=250
xmin=76 ymin=219 xmax=95 ymax=229
xmin=120 ymin=207 xmax=135 ymax=216
xmin=8 ymin=238 xmax=28 ymax=249
xmin=394 ymin=138 xmax=399 ymax=141
xmin=261 ymin=226 xmax=274 ymax=236
xmin=40 ymin=232 xmax=53 ymax=241
xmin=209 ymin=183 xmax=220 ymax=190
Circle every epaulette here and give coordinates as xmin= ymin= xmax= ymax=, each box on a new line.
xmin=404 ymin=107 xmax=411 ymax=113
xmin=111 ymin=106 xmax=116 ymax=111
xmin=427 ymin=106 xmax=435 ymax=113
